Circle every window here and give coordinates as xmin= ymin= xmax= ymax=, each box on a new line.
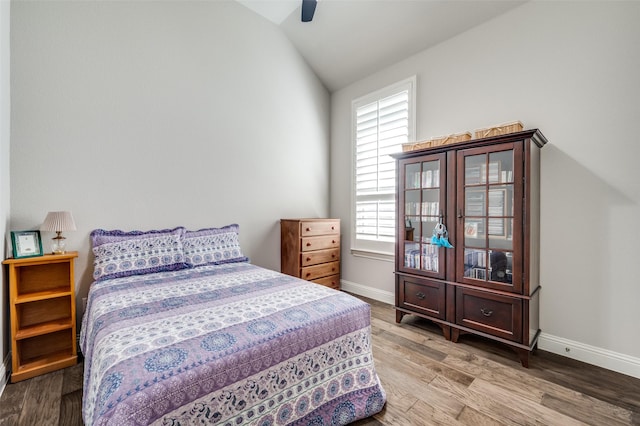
xmin=351 ymin=76 xmax=416 ymax=258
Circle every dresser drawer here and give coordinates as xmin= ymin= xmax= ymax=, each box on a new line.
xmin=397 ymin=275 xmax=446 ymax=320
xmin=456 ymin=287 xmax=522 ymax=342
xmin=301 ymin=248 xmax=340 ymax=267
xmin=301 ymin=221 xmax=340 ymax=237
xmin=301 ymin=261 xmax=340 ymax=281
xmin=312 ymin=274 xmax=340 ymax=290
xmin=301 ymin=235 xmax=340 ymax=252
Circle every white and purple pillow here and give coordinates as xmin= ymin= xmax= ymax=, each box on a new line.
xmin=91 ymin=227 xmax=188 ymax=282
xmin=181 ymin=224 xmax=248 ymax=267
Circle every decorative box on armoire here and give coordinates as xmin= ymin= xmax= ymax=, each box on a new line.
xmin=392 ymin=129 xmax=546 ymax=367
xmin=281 ymin=218 xmax=340 ymax=290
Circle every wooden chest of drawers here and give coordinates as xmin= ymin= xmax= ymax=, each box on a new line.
xmin=281 ymin=219 xmax=340 ymax=290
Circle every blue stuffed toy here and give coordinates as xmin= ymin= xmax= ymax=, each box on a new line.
xmin=431 ymin=220 xmax=454 ymax=248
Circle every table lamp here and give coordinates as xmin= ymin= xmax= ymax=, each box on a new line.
xmin=41 ymin=211 xmax=77 ymax=254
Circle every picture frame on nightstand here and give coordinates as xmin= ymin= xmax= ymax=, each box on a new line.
xmin=10 ymin=230 xmax=44 ymax=258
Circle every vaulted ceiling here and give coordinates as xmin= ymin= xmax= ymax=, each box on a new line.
xmin=237 ymin=0 xmax=526 ymax=92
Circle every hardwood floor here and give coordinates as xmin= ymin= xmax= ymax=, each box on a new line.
xmin=0 ymin=359 xmax=83 ymax=426
xmin=356 ymin=297 xmax=640 ymax=426
xmin=1 ymin=295 xmax=638 ymax=425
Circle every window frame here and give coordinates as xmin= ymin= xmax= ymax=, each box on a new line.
xmin=350 ymin=76 xmax=416 ymax=260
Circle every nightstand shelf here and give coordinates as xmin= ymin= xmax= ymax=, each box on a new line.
xmin=15 ymin=288 xmax=73 ymax=303
xmin=3 ymin=252 xmax=78 ymax=382
xmin=13 ymin=345 xmax=76 ymax=378
xmin=15 ymin=319 xmax=74 ymax=340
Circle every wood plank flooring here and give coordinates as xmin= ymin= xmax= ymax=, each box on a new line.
xmin=1 ymin=295 xmax=638 ymax=425
xmin=0 ymin=359 xmax=83 ymax=426
xmin=355 ymin=296 xmax=640 ymax=426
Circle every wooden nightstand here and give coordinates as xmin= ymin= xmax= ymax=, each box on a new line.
xmin=3 ymin=252 xmax=78 ymax=382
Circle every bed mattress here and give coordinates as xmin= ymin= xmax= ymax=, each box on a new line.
xmin=80 ymin=261 xmax=385 ymax=425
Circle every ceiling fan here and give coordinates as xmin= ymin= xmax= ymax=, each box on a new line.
xmin=301 ymin=0 xmax=317 ymax=22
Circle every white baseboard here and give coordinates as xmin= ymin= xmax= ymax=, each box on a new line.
xmin=538 ymin=333 xmax=640 ymax=379
xmin=0 ymin=352 xmax=10 ymax=399
xmin=342 ymin=279 xmax=640 ymax=380
xmin=341 ymin=279 xmax=394 ymax=305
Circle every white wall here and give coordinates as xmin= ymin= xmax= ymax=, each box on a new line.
xmin=332 ymin=1 xmax=640 ymax=377
xmin=1 ymin=0 xmax=11 ymax=390
xmin=10 ymin=1 xmax=330 ymax=321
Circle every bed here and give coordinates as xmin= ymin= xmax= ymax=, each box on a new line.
xmin=80 ymin=225 xmax=386 ymax=425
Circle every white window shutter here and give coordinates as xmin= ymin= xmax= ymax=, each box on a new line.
xmin=352 ymin=77 xmax=415 ymax=255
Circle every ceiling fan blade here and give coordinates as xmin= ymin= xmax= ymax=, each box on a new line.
xmin=301 ymin=0 xmax=317 ymax=22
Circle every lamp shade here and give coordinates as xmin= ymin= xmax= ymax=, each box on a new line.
xmin=41 ymin=211 xmax=77 ymax=233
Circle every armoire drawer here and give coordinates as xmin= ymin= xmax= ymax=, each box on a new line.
xmin=397 ymin=275 xmax=446 ymax=320
xmin=301 ymin=261 xmax=340 ymax=281
xmin=456 ymin=287 xmax=522 ymax=342
xmin=301 ymin=248 xmax=340 ymax=267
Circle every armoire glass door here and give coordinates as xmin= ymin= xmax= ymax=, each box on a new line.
xmin=400 ymin=153 xmax=446 ymax=279
xmin=457 ymin=144 xmax=522 ymax=292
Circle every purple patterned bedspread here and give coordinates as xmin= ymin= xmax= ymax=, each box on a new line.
xmin=80 ymin=262 xmax=386 ymax=425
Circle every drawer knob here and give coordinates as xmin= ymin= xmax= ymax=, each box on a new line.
xmin=306 ymin=227 xmax=311 ymax=231
xmin=480 ymin=308 xmax=493 ymax=317
xmin=332 ymin=240 xmax=336 ymax=244
xmin=306 ymin=257 xmax=311 ymax=261
xmin=305 ymin=273 xmax=311 ymax=278
xmin=306 ymin=242 xmax=312 ymax=247
xmin=416 ymin=292 xmax=425 ymax=300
